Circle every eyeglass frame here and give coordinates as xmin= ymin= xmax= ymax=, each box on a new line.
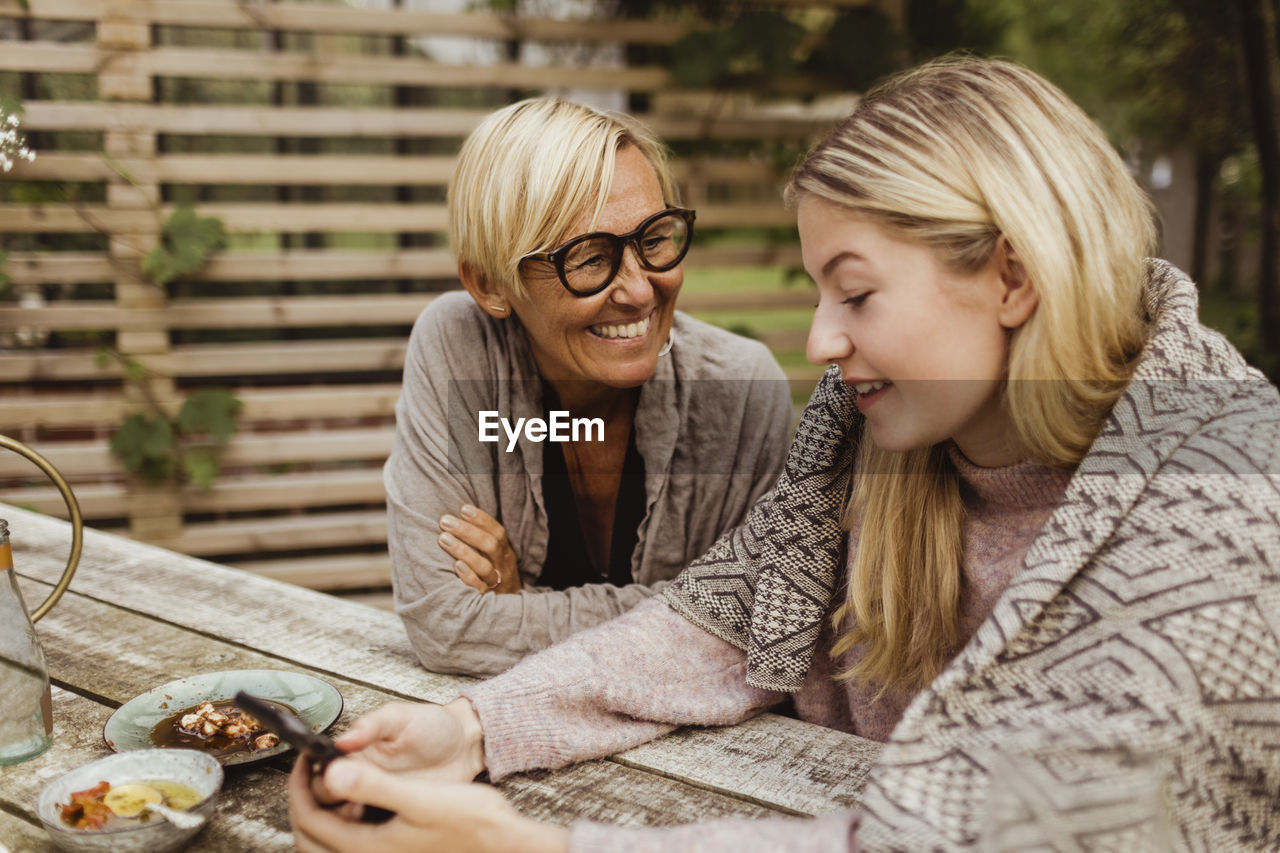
xmin=518 ymin=206 xmax=697 ymax=297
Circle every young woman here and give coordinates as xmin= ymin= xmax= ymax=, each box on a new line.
xmin=388 ymin=98 xmax=792 ymax=676
xmin=293 ymin=58 xmax=1280 ymax=851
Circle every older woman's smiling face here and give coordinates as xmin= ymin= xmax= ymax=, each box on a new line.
xmin=509 ymin=145 xmax=682 ymax=396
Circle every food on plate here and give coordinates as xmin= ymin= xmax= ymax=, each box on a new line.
xmin=150 ymin=699 xmax=283 ymax=758
xmin=58 ymin=779 xmax=201 ymax=830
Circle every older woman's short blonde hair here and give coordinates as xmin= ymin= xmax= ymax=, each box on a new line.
xmin=448 ymin=97 xmax=677 ymax=299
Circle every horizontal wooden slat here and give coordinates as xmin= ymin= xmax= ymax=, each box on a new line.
xmin=0 ymin=287 xmax=812 ymax=331
xmin=677 ymin=288 xmax=815 ymax=310
xmin=2 ymin=244 xmax=799 ymax=286
xmin=146 ymin=508 xmax=389 ymax=555
xmin=14 ymin=152 xmax=459 ymax=184
xmin=0 ymin=201 xmax=791 ymax=233
xmin=0 ymin=426 xmax=395 ymax=478
xmin=3 ymin=249 xmax=457 ymax=283
xmin=0 ymin=0 xmax=693 ymax=44
xmin=14 ymin=152 xmax=779 ymax=186
xmin=0 ymin=293 xmax=433 ymax=330
xmin=0 ymin=202 xmax=451 ymax=233
xmin=24 ymin=100 xmax=485 ymax=137
xmin=19 ymin=101 xmax=830 ymax=140
xmin=0 ymin=480 xmax=126 ymax=518
xmin=0 ymin=339 xmax=407 ymax=381
xmin=0 ymin=251 xmax=115 ymax=284
xmin=759 ymin=328 xmax=809 ymax=351
xmin=0 ymin=384 xmax=402 ymax=429
xmin=229 ymin=552 xmax=391 ymax=591
xmin=0 ymin=467 xmax=386 ymax=516
xmin=235 ymin=383 xmax=402 ymax=421
xmin=0 ymin=43 xmax=675 ymax=91
xmin=169 ymin=467 xmax=389 ymax=512
xmin=338 ymin=589 xmax=396 ymax=611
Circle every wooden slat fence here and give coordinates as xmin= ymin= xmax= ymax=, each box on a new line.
xmin=0 ymin=0 xmax=844 ymax=606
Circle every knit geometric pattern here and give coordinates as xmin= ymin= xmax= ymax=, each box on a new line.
xmin=664 ymin=260 xmax=1280 ymax=849
xmin=663 ymin=362 xmax=861 ymax=690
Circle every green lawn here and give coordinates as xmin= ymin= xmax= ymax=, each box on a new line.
xmin=1198 ymin=288 xmax=1263 ymax=368
xmin=680 ymin=264 xmax=816 ymax=338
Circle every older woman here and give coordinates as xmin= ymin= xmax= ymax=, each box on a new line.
xmin=386 ymin=98 xmax=792 ymax=676
xmin=297 ymin=58 xmax=1280 ymax=851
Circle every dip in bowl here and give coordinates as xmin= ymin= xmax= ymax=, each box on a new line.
xmin=37 ymin=749 xmax=222 ymax=852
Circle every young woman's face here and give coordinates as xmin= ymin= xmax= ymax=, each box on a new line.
xmin=509 ymin=145 xmax=682 ymax=395
xmin=800 ymin=197 xmax=1032 ymax=466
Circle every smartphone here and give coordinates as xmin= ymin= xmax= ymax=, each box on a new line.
xmin=235 ymin=690 xmax=393 ymax=824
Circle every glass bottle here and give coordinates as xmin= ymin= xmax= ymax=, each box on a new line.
xmin=0 ymin=519 xmax=53 ymax=764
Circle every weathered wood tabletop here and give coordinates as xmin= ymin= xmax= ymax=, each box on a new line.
xmin=0 ymin=503 xmax=881 ymax=851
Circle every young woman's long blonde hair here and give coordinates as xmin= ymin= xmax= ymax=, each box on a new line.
xmin=785 ymin=57 xmax=1158 ymax=691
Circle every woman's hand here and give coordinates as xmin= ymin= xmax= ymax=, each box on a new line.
xmin=438 ymin=504 xmax=522 ymax=594
xmin=326 ymin=698 xmax=487 ymax=787
xmin=289 ymin=755 xmax=570 ymax=853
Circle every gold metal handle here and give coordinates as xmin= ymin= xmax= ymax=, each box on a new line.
xmin=0 ymin=434 xmax=82 ymax=622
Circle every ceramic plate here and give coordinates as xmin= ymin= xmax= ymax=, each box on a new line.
xmin=104 ymin=670 xmax=342 ymax=767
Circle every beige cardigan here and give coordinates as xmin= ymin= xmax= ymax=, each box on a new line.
xmin=385 ymin=291 xmax=792 ymax=676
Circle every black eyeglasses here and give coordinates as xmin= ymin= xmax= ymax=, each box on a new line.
xmin=519 ymin=207 xmax=696 ymax=297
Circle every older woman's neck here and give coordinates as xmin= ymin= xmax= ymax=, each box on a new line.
xmin=543 ymin=381 xmax=640 ymax=421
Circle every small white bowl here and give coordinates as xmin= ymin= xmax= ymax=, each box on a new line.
xmin=37 ymin=749 xmax=222 ymax=853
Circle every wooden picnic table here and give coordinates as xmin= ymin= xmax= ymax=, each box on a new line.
xmin=0 ymin=503 xmax=881 ymax=851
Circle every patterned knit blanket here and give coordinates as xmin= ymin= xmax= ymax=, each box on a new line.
xmin=664 ymin=260 xmax=1280 ymax=849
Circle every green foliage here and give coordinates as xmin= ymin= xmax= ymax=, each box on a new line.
xmin=103 ymin=357 xmax=243 ymax=489
xmin=668 ymin=1 xmax=1007 ymax=94
xmin=907 ymin=0 xmax=1009 ymax=61
xmin=7 ymin=182 xmax=67 ymax=205
xmin=180 ymin=451 xmax=222 ymax=491
xmin=803 ymin=8 xmax=902 ymax=90
xmin=96 ymin=349 xmax=147 ymax=382
xmin=672 ymin=11 xmax=805 ymax=89
xmin=109 ymin=413 xmax=176 ymax=483
xmin=177 ymin=389 xmax=243 ymax=443
xmin=142 ymin=206 xmax=226 ymax=286
xmin=991 ymin=0 xmax=1243 ymax=156
xmin=108 ymin=389 xmax=242 ymax=489
xmin=0 ymin=248 xmax=9 ymax=296
xmin=0 ymin=94 xmax=21 ymax=119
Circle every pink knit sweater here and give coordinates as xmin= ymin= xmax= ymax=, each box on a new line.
xmin=462 ymin=446 xmax=1072 ymax=852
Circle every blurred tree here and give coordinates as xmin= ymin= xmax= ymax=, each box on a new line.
xmin=1230 ymin=0 xmax=1280 ymax=372
xmin=633 ymin=0 xmax=1005 ymax=93
xmin=991 ymin=0 xmax=1276 ymax=375
xmin=991 ymin=0 xmax=1245 ymax=285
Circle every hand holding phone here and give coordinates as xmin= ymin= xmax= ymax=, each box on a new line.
xmin=235 ymin=690 xmax=394 ymax=824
